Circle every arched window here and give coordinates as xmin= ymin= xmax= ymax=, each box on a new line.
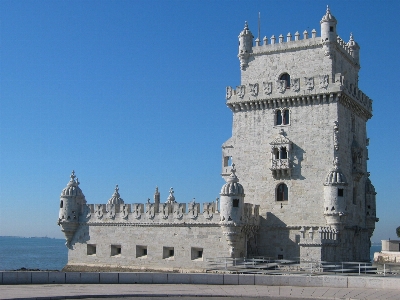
xmin=276 ymin=110 xmax=282 ymax=125
xmin=275 ymin=109 xmax=290 ymax=126
xmin=283 ymin=109 xmax=290 ymax=125
xmin=280 ymin=73 xmax=290 ymax=89
xmin=276 ymin=183 xmax=288 ymax=201
xmin=60 ymin=200 xmax=63 ymax=208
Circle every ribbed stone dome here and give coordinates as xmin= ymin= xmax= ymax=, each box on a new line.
xmin=61 ymin=171 xmax=84 ymax=197
xmin=107 ymin=185 xmax=124 ymax=204
xmin=220 ymin=164 xmax=245 ymax=196
xmin=324 ymin=158 xmax=347 ymax=186
xmin=320 ymin=6 xmax=337 ymax=24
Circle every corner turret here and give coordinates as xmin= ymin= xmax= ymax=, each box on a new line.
xmin=347 ymin=33 xmax=360 ymax=65
xmin=238 ymin=21 xmax=254 ymax=70
xmin=107 ymin=185 xmax=124 ymax=204
xmin=57 ymin=171 xmax=86 ymax=247
xmin=320 ymin=6 xmax=337 ymax=56
xmin=323 ymin=158 xmax=348 ymax=229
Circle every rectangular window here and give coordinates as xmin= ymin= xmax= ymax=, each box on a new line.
xmin=136 ymin=245 xmax=148 ymax=258
xmin=87 ymin=244 xmax=96 ymax=255
xmin=338 ymin=189 xmax=344 ymax=197
xmin=278 ymin=254 xmax=283 ymax=259
xmin=111 ymin=245 xmax=121 ymax=256
xmin=233 ymin=199 xmax=239 ymax=207
xmin=163 ymin=246 xmax=174 ymax=259
xmin=330 ymin=26 xmax=333 ymax=32
xmin=191 ymin=247 xmax=204 ymax=261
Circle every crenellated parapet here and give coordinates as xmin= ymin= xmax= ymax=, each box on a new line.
xmin=298 ymin=226 xmax=340 ymax=246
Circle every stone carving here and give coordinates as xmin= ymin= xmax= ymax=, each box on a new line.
xmin=291 ymin=78 xmax=300 ymax=92
xmin=226 ymin=86 xmax=232 ymax=100
xmin=173 ymin=203 xmax=185 ymax=219
xmin=249 ymin=83 xmax=259 ymax=96
xmin=263 ymin=81 xmax=272 ymax=95
xmin=319 ymin=75 xmax=329 ymax=89
xmin=95 ymin=204 xmax=104 ymax=219
xmin=161 ymin=203 xmax=169 ymax=219
xmin=236 ymin=85 xmax=245 ymax=98
xmin=188 ymin=200 xmax=199 ymax=219
xmin=203 ymin=202 xmax=214 ymax=219
xmin=305 ymin=77 xmax=314 ymax=90
xmin=121 ymin=204 xmax=129 ymax=219
xmin=276 ymin=80 xmax=286 ymax=93
xmin=166 ymin=187 xmax=176 ymax=204
xmin=333 ymin=121 xmax=339 ymax=151
xmin=107 ymin=203 xmax=115 ymax=219
xmin=145 ymin=203 xmax=155 ymax=219
xmin=133 ymin=204 xmax=142 ymax=219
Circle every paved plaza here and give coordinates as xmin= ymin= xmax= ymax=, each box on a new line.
xmin=1 ymin=284 xmax=400 ymax=300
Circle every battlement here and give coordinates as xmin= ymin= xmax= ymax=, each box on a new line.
xmin=81 ymin=201 xmax=260 ymax=226
xmin=225 ymin=74 xmax=372 ymax=119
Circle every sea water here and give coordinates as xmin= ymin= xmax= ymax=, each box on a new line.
xmin=0 ymin=236 xmax=68 ymax=271
xmin=0 ymin=236 xmax=382 ymax=270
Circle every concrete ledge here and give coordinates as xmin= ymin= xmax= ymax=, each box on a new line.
xmin=224 ymin=274 xmax=238 ymax=285
xmin=32 ymin=272 xmax=49 ymax=284
xmin=49 ymin=272 xmax=65 ymax=284
xmin=238 ymin=274 xmax=254 ymax=285
xmin=100 ymin=272 xmax=118 ymax=284
xmin=0 ymin=271 xmax=399 ymax=289
xmin=80 ymin=272 xmax=99 ymax=284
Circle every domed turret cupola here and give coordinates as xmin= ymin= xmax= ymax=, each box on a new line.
xmin=320 ymin=6 xmax=337 ymax=56
xmin=323 ymin=158 xmax=348 ymax=228
xmin=107 ymin=185 xmax=124 ymax=205
xmin=57 ymin=171 xmax=86 ymax=247
xmin=220 ymin=164 xmax=245 ymax=224
xmin=347 ymin=33 xmax=360 ymax=65
xmin=238 ymin=21 xmax=254 ymax=70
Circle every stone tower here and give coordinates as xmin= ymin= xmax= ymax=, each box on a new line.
xmin=223 ymin=7 xmax=378 ymax=262
xmin=57 ymin=171 xmax=86 ymax=247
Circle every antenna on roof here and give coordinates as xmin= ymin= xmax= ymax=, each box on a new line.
xmin=258 ymin=12 xmax=261 ymax=40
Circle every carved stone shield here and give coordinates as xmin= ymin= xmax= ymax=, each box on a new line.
xmin=263 ymin=81 xmax=272 ymax=95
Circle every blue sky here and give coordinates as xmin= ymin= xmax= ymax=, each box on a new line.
xmin=0 ymin=0 xmax=399 ymax=242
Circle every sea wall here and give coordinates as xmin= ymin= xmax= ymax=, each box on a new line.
xmin=1 ymin=271 xmax=400 ymax=289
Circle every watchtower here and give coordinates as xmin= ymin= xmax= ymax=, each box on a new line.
xmin=223 ymin=7 xmax=377 ymax=262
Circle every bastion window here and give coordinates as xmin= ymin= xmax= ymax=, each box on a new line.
xmin=280 ymin=73 xmax=290 ymax=89
xmin=136 ymin=245 xmax=147 ymax=258
xmin=87 ymin=244 xmax=96 ymax=255
xmin=338 ymin=189 xmax=344 ymax=197
xmin=163 ymin=246 xmax=174 ymax=259
xmin=60 ymin=200 xmax=63 ymax=208
xmin=191 ymin=247 xmax=204 ymax=261
xmin=111 ymin=245 xmax=121 ymax=256
xmin=233 ymin=199 xmax=239 ymax=207
xmin=276 ymin=183 xmax=288 ymax=202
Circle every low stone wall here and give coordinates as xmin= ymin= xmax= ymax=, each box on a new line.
xmin=1 ymin=271 xmax=400 ymax=289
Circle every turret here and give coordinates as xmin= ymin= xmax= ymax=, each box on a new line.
xmin=320 ymin=6 xmax=337 ymax=56
xmin=220 ymin=164 xmax=245 ymax=224
xmin=347 ymin=33 xmax=360 ymax=65
xmin=107 ymin=185 xmax=124 ymax=204
xmin=238 ymin=21 xmax=254 ymax=70
xmin=57 ymin=171 xmax=86 ymax=247
xmin=154 ymin=186 xmax=160 ymax=212
xmin=323 ymin=158 xmax=347 ymax=229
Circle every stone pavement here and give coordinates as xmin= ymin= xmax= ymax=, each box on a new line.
xmin=1 ymin=284 xmax=400 ymax=300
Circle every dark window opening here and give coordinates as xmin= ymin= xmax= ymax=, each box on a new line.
xmin=277 ymin=183 xmax=288 ymax=201
xmin=60 ymin=201 xmax=63 ymax=208
xmin=330 ymin=26 xmax=333 ymax=32
xmin=169 ymin=249 xmax=174 ymax=256
xmin=191 ymin=247 xmax=204 ymax=260
xmin=233 ymin=199 xmax=239 ymax=207
xmin=280 ymin=73 xmax=290 ymax=89
xmin=278 ymin=254 xmax=284 ymax=259
xmin=111 ymin=245 xmax=122 ymax=256
xmin=338 ymin=189 xmax=344 ymax=197
xmin=136 ymin=245 xmax=148 ymax=258
xmin=163 ymin=246 xmax=174 ymax=259
xmin=281 ymin=147 xmax=288 ymax=159
xmin=283 ymin=110 xmax=290 ymax=125
xmin=276 ymin=110 xmax=282 ymax=125
xmin=87 ymin=244 xmax=96 ymax=255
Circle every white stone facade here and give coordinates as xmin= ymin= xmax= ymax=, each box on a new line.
xmin=58 ymin=7 xmax=377 ymax=271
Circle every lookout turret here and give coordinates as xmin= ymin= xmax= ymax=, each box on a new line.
xmin=238 ymin=21 xmax=254 ymax=70
xmin=57 ymin=171 xmax=86 ymax=247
